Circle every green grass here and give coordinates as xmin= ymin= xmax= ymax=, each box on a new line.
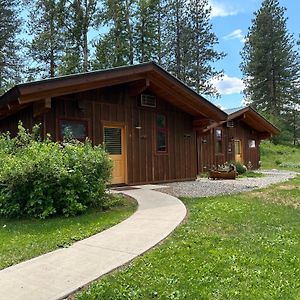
xmin=76 ymin=176 xmax=300 ymax=300
xmin=261 ymin=141 xmax=300 ymax=171
xmin=238 ymin=171 xmax=264 ymax=178
xmin=0 ymin=196 xmax=136 ymax=270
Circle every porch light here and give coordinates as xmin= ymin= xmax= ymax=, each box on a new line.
xmin=135 ymin=122 xmax=142 ymax=130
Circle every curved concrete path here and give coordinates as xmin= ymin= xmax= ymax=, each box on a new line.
xmin=0 ymin=187 xmax=186 ymax=300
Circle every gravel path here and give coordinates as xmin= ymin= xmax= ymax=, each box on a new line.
xmin=157 ymin=170 xmax=299 ymax=198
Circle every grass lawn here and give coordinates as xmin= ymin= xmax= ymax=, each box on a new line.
xmin=261 ymin=141 xmax=300 ymax=171
xmin=238 ymin=171 xmax=264 ymax=178
xmin=0 ymin=196 xmax=136 ymax=270
xmin=76 ymin=175 xmax=300 ymax=300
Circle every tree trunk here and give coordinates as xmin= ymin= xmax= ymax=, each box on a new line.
xmin=83 ymin=0 xmax=89 ymax=72
xmin=49 ymin=0 xmax=55 ymax=77
xmin=175 ymin=0 xmax=181 ymax=78
xmin=125 ymin=0 xmax=133 ymax=64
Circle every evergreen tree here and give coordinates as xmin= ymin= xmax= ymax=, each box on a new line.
xmin=163 ymin=0 xmax=187 ymax=80
xmin=186 ymin=0 xmax=225 ymax=95
xmin=93 ymin=0 xmax=135 ymax=68
xmin=93 ymin=33 xmax=116 ymax=70
xmin=240 ymin=0 xmax=300 ymax=117
xmin=93 ymin=0 xmax=223 ymax=97
xmin=59 ymin=0 xmax=98 ymax=74
xmin=162 ymin=0 xmax=224 ymax=96
xmin=134 ymin=0 xmax=162 ymax=63
xmin=25 ymin=0 xmax=65 ymax=78
xmin=0 ymin=0 xmax=22 ymax=94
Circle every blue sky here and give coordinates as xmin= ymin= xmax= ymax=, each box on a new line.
xmin=207 ymin=0 xmax=300 ymax=109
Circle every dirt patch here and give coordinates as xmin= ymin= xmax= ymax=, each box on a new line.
xmin=277 ymin=184 xmax=299 ymax=190
xmin=251 ymin=188 xmax=300 ymax=208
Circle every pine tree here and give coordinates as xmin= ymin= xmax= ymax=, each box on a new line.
xmin=59 ymin=0 xmax=98 ymax=74
xmin=163 ymin=0 xmax=187 ymax=80
xmin=93 ymin=0 xmax=135 ymax=68
xmin=93 ymin=32 xmax=116 ymax=69
xmin=240 ymin=0 xmax=300 ymax=117
xmin=162 ymin=0 xmax=224 ymax=95
xmin=186 ymin=0 xmax=225 ymax=95
xmin=25 ymin=0 xmax=65 ymax=78
xmin=134 ymin=0 xmax=162 ymax=63
xmin=0 ymin=0 xmax=22 ymax=94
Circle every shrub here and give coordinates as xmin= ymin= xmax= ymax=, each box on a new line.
xmin=0 ymin=123 xmax=112 ymax=219
xmin=234 ymin=162 xmax=247 ymax=175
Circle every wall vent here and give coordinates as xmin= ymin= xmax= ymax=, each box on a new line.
xmin=227 ymin=120 xmax=235 ymax=128
xmin=141 ymin=94 xmax=156 ymax=108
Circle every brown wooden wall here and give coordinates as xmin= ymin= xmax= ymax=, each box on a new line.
xmin=0 ymin=107 xmax=34 ymax=136
xmin=197 ymin=121 xmax=261 ymax=172
xmin=39 ymin=84 xmax=197 ymax=185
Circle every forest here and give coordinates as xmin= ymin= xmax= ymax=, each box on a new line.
xmin=1 ymin=0 xmax=224 ymax=96
xmin=0 ymin=0 xmax=299 ymax=145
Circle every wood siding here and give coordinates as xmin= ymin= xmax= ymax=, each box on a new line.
xmin=37 ymin=84 xmax=198 ymax=185
xmin=197 ymin=121 xmax=261 ymax=172
xmin=0 ymin=107 xmax=34 ymax=135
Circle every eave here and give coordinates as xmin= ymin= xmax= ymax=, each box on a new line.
xmin=202 ymin=106 xmax=280 ymax=138
xmin=0 ymin=62 xmax=227 ymax=122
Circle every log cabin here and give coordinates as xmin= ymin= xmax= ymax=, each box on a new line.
xmin=0 ymin=62 xmax=279 ymax=184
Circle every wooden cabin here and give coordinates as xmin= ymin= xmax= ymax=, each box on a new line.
xmin=0 ymin=62 xmax=279 ymax=184
xmin=0 ymin=62 xmax=226 ymax=185
xmin=197 ymin=106 xmax=279 ymax=172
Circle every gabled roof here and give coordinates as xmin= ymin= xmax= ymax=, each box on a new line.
xmin=204 ymin=106 xmax=280 ymax=137
xmin=0 ymin=62 xmax=227 ymax=121
xmin=226 ymin=106 xmax=279 ymax=136
xmin=224 ymin=107 xmax=244 ymax=115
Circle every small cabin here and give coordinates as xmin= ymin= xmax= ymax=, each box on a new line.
xmin=0 ymin=63 xmax=279 ymax=184
xmin=197 ymin=106 xmax=279 ymax=172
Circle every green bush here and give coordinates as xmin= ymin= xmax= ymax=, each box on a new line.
xmin=234 ymin=161 xmax=247 ymax=175
xmin=0 ymin=123 xmax=112 ymax=219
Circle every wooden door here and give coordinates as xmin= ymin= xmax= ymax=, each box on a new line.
xmin=234 ymin=140 xmax=242 ymax=163
xmin=104 ymin=125 xmax=126 ymax=184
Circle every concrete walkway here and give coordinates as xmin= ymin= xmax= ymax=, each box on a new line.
xmin=0 ymin=187 xmax=186 ymax=300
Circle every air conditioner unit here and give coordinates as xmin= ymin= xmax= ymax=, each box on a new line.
xmin=227 ymin=120 xmax=235 ymax=128
xmin=141 ymin=94 xmax=156 ymax=108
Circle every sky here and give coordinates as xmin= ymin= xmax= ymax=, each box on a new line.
xmin=207 ymin=0 xmax=300 ymax=109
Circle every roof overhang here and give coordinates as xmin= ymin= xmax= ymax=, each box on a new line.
xmin=202 ymin=106 xmax=280 ymax=138
xmin=0 ymin=62 xmax=227 ymax=121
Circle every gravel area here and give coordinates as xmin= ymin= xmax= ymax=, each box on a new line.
xmin=156 ymin=170 xmax=299 ymax=198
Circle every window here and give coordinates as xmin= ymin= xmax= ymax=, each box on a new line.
xmin=216 ymin=140 xmax=222 ymax=154
xmin=104 ymin=127 xmax=122 ymax=155
xmin=215 ymin=129 xmax=222 ymax=139
xmin=59 ymin=119 xmax=88 ymax=141
xmin=215 ymin=128 xmax=223 ymax=154
xmin=235 ymin=140 xmax=241 ymax=154
xmin=156 ymin=114 xmax=167 ymax=153
xmin=248 ymin=139 xmax=256 ymax=148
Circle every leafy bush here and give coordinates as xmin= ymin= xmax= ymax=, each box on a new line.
xmin=0 ymin=123 xmax=112 ymax=219
xmin=234 ymin=162 xmax=247 ymax=175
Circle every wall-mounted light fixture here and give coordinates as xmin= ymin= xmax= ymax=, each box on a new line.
xmin=135 ymin=122 xmax=142 ymax=130
xmin=135 ymin=111 xmax=142 ymax=130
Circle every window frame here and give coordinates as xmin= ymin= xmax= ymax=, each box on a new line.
xmin=248 ymin=139 xmax=256 ymax=148
xmin=215 ymin=128 xmax=223 ymax=155
xmin=58 ymin=118 xmax=89 ymax=142
xmin=156 ymin=113 xmax=168 ymax=154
